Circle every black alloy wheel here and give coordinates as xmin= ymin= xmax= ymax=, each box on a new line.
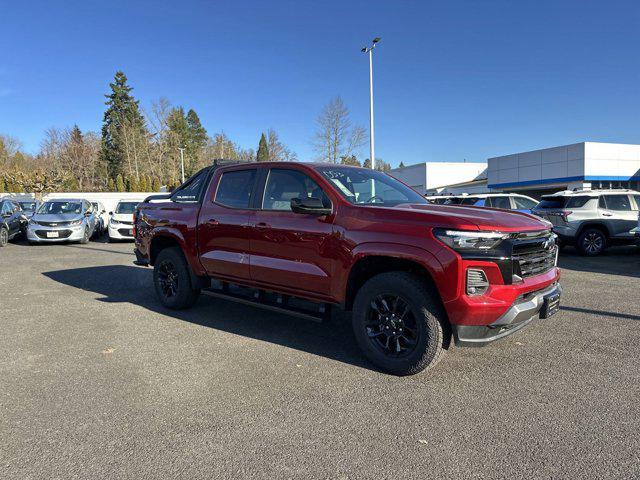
xmin=157 ymin=259 xmax=179 ymax=300
xmin=366 ymin=294 xmax=420 ymax=358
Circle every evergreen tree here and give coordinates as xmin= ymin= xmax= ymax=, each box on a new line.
xmin=151 ymin=177 xmax=161 ymax=192
xmin=100 ymin=71 xmax=146 ymax=179
xmin=363 ymin=158 xmax=371 ymax=169
xmin=107 ymin=178 xmax=115 ymax=191
xmin=340 ymin=155 xmax=361 ymax=167
xmin=0 ymin=177 xmax=5 ymax=193
xmin=256 ymin=133 xmax=269 ymax=162
xmin=186 ymin=109 xmax=207 ymax=156
xmin=399 ymin=161 xmax=405 ymax=168
xmin=115 ymin=174 xmax=125 ymax=192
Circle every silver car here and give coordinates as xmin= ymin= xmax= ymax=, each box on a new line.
xmin=532 ymin=189 xmax=640 ymax=256
xmin=27 ymin=199 xmax=97 ymax=244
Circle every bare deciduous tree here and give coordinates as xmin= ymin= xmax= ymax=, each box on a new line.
xmin=313 ymin=96 xmax=367 ymax=163
xmin=267 ymin=128 xmax=297 ymax=162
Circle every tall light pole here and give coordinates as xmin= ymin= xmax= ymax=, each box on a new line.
xmin=361 ymin=37 xmax=381 ymax=170
xmin=178 ymin=147 xmax=185 ymax=183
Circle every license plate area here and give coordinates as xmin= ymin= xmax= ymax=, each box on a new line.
xmin=540 ymin=291 xmax=561 ymax=319
xmin=46 ymin=231 xmax=59 ymax=238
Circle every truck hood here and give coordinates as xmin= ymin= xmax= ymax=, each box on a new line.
xmin=31 ymin=213 xmax=83 ymax=223
xmin=396 ymin=203 xmax=551 ymax=233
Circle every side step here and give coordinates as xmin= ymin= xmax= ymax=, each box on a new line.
xmin=201 ymin=285 xmax=330 ymax=323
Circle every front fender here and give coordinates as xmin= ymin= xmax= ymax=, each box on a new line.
xmin=338 ymin=241 xmax=452 ymax=304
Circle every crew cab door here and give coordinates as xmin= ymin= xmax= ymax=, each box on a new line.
xmin=197 ymin=166 xmax=258 ymax=281
xmin=249 ymin=167 xmax=337 ymax=298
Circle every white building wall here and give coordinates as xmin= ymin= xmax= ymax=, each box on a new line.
xmin=390 ymin=162 xmax=487 ymax=195
xmin=584 ymin=142 xmax=640 ymax=179
xmin=488 ymin=143 xmax=585 ymax=190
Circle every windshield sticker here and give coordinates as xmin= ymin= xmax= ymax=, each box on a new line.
xmin=330 ymin=178 xmax=356 ymax=197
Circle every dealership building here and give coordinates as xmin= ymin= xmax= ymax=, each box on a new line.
xmin=486 ymin=142 xmax=640 ymax=197
xmin=392 ymin=142 xmax=640 ymax=198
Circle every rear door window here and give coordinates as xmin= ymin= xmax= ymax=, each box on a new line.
xmin=459 ymin=197 xmax=480 ymax=205
xmin=632 ymin=195 xmax=640 ymax=210
xmin=564 ymin=196 xmax=592 ymax=209
xmin=172 ymin=170 xmax=208 ymax=203
xmin=215 ymin=169 xmax=257 ymax=209
xmin=602 ymin=195 xmax=632 ymax=211
xmin=487 ymin=196 xmax=511 ymax=209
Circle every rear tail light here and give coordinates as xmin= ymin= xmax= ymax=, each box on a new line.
xmin=466 ymin=268 xmax=489 ymax=296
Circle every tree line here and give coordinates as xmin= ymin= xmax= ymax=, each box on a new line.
xmin=0 ymin=71 xmax=390 ymax=195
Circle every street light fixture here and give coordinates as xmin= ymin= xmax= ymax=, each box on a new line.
xmin=361 ymin=37 xmax=381 ymax=170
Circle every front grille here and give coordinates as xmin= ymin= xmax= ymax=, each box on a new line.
xmin=37 ymin=221 xmax=72 ymax=227
xmin=512 ymin=234 xmax=557 ymax=278
xmin=35 ymin=229 xmax=72 ymax=239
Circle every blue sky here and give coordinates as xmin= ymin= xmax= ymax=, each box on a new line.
xmin=1 ymin=0 xmax=639 ymax=166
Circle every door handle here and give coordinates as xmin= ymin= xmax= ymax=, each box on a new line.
xmin=207 ymin=218 xmax=219 ymax=225
xmin=255 ymin=222 xmax=271 ymax=228
xmin=602 ymin=212 xmax=613 ymax=217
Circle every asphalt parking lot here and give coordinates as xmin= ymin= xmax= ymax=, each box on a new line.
xmin=1 ymin=239 xmax=639 ymax=479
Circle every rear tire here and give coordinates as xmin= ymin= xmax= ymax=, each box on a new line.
xmin=351 ymin=272 xmax=449 ymax=376
xmin=153 ymin=247 xmax=200 ymax=309
xmin=577 ymin=228 xmax=606 ymax=256
xmin=0 ymin=227 xmax=8 ymax=247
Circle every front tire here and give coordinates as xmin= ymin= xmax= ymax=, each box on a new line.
xmin=153 ymin=247 xmax=200 ymax=309
xmin=0 ymin=227 xmax=8 ymax=247
xmin=79 ymin=226 xmax=90 ymax=244
xmin=578 ymin=228 xmax=606 ymax=256
xmin=351 ymin=272 xmax=448 ymax=376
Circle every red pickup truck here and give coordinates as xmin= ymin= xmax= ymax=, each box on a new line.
xmin=134 ymin=162 xmax=561 ymax=375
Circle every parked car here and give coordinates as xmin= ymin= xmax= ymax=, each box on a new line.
xmin=632 ymin=210 xmax=640 ymax=246
xmin=134 ymin=162 xmax=561 ymax=376
xmin=91 ymin=201 xmax=109 ymax=236
xmin=17 ymin=201 xmax=38 ymax=219
xmin=0 ymin=199 xmax=27 ymax=247
xmin=442 ymin=193 xmax=539 ymax=213
xmin=532 ymin=189 xmax=640 ymax=256
xmin=27 ymin=199 xmax=97 ymax=244
xmin=425 ymin=195 xmax=455 ymax=205
xmin=108 ymin=200 xmax=140 ymax=241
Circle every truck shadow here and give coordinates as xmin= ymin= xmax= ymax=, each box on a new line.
xmin=42 ymin=265 xmax=374 ymax=372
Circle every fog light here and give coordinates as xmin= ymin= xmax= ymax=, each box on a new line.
xmin=466 ymin=268 xmax=489 ymax=296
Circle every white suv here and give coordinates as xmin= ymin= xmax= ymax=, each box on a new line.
xmin=108 ymin=200 xmax=141 ymax=241
xmin=532 ymin=189 xmax=640 ymax=255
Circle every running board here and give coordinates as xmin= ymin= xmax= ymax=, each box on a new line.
xmin=201 ymin=288 xmax=329 ymax=323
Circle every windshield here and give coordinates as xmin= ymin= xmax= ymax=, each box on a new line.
xmin=19 ymin=202 xmax=36 ymax=212
xmin=115 ymin=202 xmax=138 ymax=214
xmin=316 ymin=166 xmax=427 ymax=207
xmin=37 ymin=201 xmax=83 ymax=215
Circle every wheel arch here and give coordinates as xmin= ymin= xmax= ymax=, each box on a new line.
xmin=577 ymin=222 xmax=610 ymax=239
xmin=343 ymin=245 xmax=446 ymax=313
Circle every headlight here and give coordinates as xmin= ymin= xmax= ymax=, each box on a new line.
xmin=110 ymin=219 xmax=119 ymax=227
xmin=69 ymin=219 xmax=84 ymax=226
xmin=29 ymin=219 xmax=39 ymax=226
xmin=433 ymin=228 xmax=507 ymax=251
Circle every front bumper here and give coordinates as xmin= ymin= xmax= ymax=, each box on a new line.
xmin=108 ymin=224 xmax=134 ymax=240
xmin=453 ymin=283 xmax=562 ymax=346
xmin=26 ymin=224 xmax=86 ymax=243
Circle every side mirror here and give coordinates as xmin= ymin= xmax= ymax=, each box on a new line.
xmin=290 ymin=197 xmax=331 ymax=216
xmin=108 ymin=211 xmax=113 ymax=216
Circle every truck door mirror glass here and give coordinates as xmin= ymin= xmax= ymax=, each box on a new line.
xmin=290 ymin=197 xmax=331 ymax=215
